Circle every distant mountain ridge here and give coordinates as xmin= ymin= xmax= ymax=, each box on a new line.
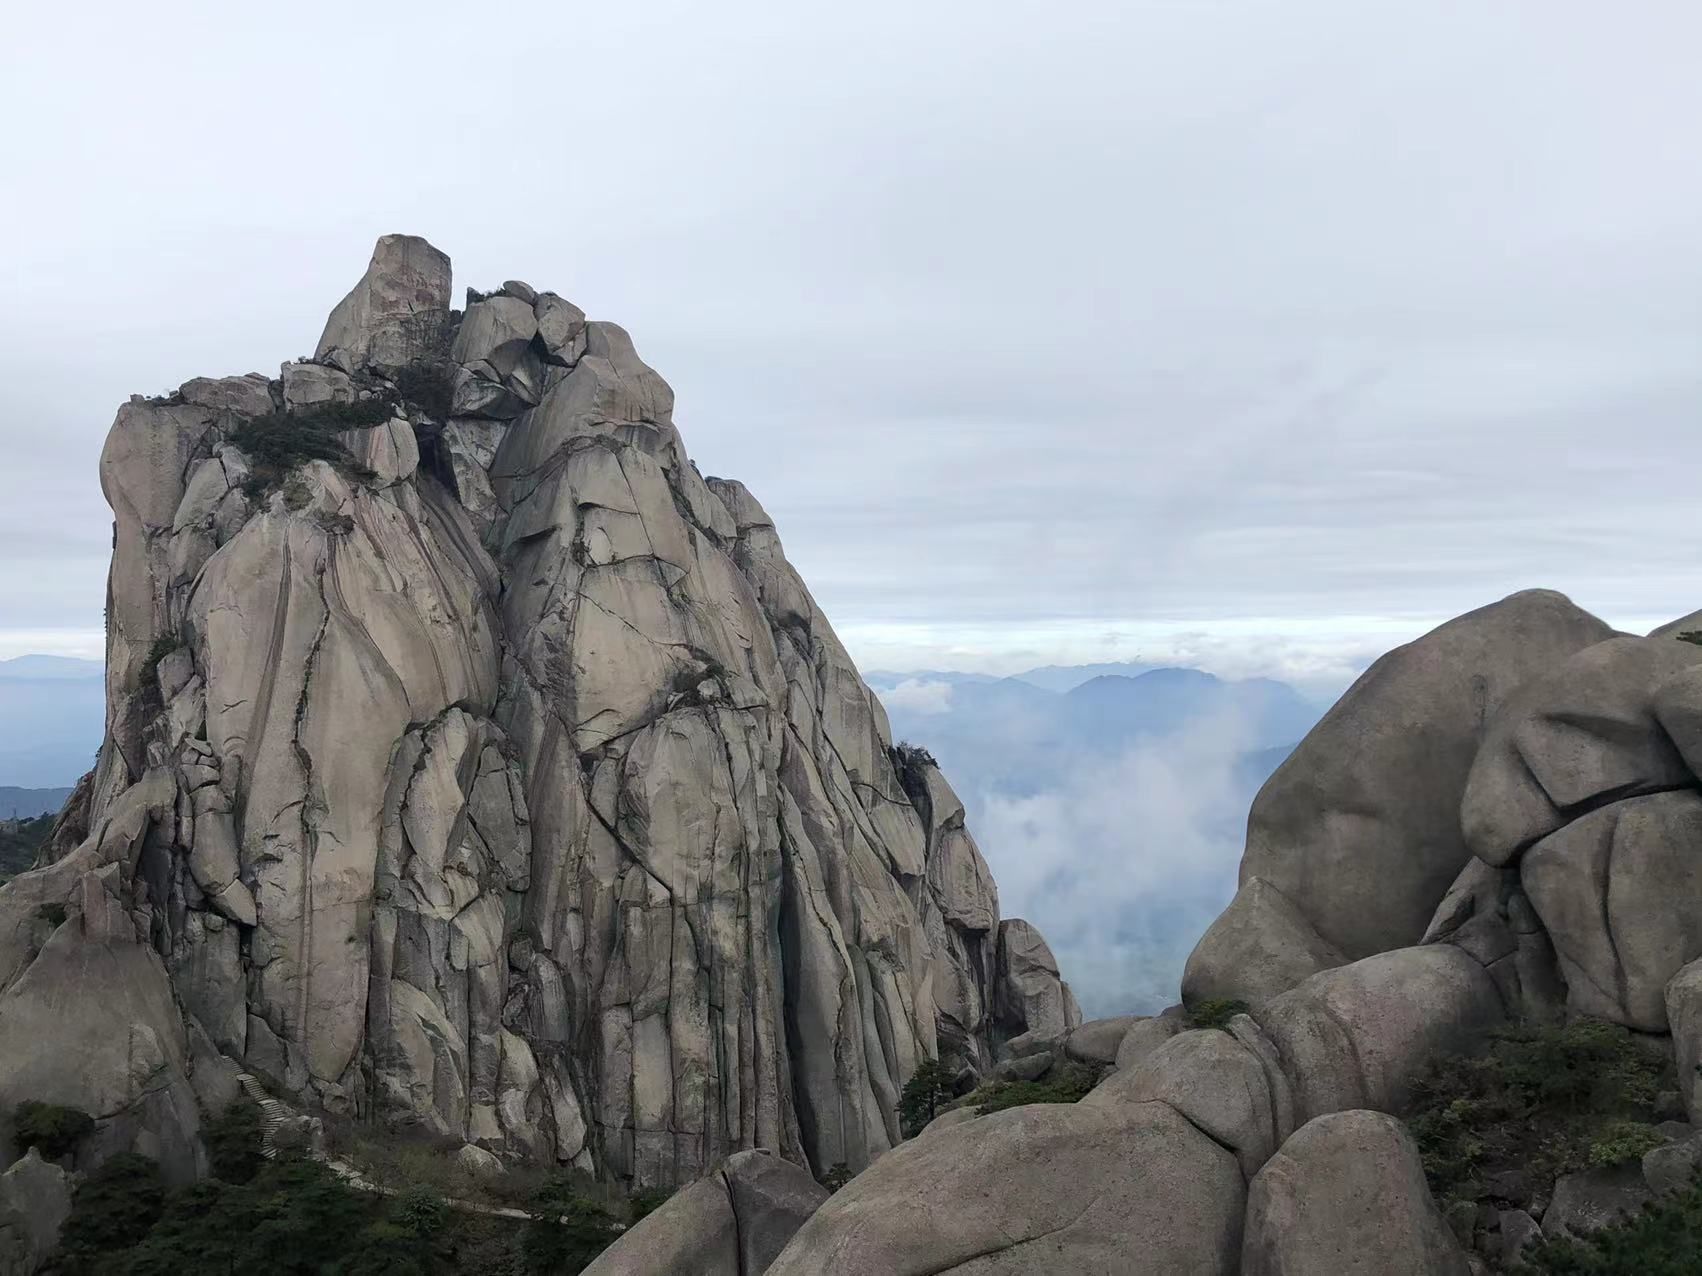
xmin=875 ymin=663 xmax=1320 ymax=800
xmin=0 ymin=787 xmax=72 ymax=820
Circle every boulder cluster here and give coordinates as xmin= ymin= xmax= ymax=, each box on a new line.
xmin=602 ymin=592 xmax=1702 ymax=1273
xmin=0 ymin=237 xmax=1076 ymax=1205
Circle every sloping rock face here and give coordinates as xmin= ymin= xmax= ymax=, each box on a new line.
xmin=581 ymin=1149 xmax=827 ymax=1275
xmin=1242 ymin=1111 xmax=1470 ymax=1276
xmin=0 ymin=236 xmax=1072 ymax=1189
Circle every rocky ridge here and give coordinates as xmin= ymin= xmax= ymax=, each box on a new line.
xmin=0 ymin=236 xmax=1076 ymax=1196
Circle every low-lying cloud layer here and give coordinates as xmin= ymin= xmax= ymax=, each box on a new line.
xmin=972 ymin=710 xmax=1270 ymax=1016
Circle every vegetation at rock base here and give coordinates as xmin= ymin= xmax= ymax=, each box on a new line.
xmin=203 ymin=1099 xmax=266 ymax=1185
xmin=1406 ymin=1018 xmax=1675 ymax=1213
xmin=0 ymin=813 xmax=55 ymax=882
xmin=817 ymin=1163 xmax=854 ymax=1193
xmin=898 ymin=1058 xmax=955 ymax=1138
xmin=230 ymin=397 xmax=389 ymax=498
xmin=1187 ymin=998 xmax=1251 ymax=1031
xmin=1516 ymin=1174 xmax=1702 ymax=1274
xmin=961 ymin=1060 xmax=1107 ymax=1118
xmin=45 ymin=1102 xmax=635 ymax=1274
xmin=12 ymin=1101 xmax=95 ymax=1160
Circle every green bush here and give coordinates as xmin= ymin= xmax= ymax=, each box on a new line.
xmin=1675 ymin=631 xmax=1702 ymax=647
xmin=629 ymin=1188 xmax=672 ymax=1223
xmin=1407 ymin=1018 xmax=1674 ymax=1210
xmin=34 ymin=902 xmax=67 ymax=929
xmin=13 ymin=1100 xmax=95 ymax=1159
xmin=393 ymin=360 xmax=456 ymax=420
xmin=1187 ymin=999 xmax=1250 ymax=1031
xmin=521 ymin=1172 xmax=622 ymax=1274
xmin=229 ymin=397 xmax=388 ymax=498
xmin=818 ymin=1163 xmax=854 ymax=1193
xmin=51 ymin=1152 xmax=168 ymax=1271
xmin=898 ymin=1058 xmax=954 ymax=1138
xmin=1518 ymin=1172 xmax=1702 ymax=1273
xmin=204 ymin=1099 xmax=265 ymax=1185
xmin=967 ymin=1060 xmax=1105 ymax=1117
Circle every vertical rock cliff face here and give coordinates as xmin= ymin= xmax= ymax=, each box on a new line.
xmin=0 ymin=236 xmax=1076 ymax=1188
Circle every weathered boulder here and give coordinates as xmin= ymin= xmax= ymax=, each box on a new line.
xmin=180 ymin=373 xmax=274 ymax=418
xmin=1114 ymin=1007 xmax=1186 ymax=1071
xmin=1461 ymin=635 xmax=1702 ymax=866
xmin=1498 ymin=1209 xmax=1544 ymax=1265
xmin=0 ymin=1150 xmax=72 ymax=1276
xmin=1060 ymin=1015 xmax=1141 ymax=1065
xmin=1642 ymin=1130 xmax=1702 ymax=1195
xmin=1183 ymin=876 xmax=1346 ymax=1007
xmin=582 ymin=1149 xmax=827 ymax=1276
xmin=767 ymin=1101 xmax=1244 ymax=1275
xmin=0 ymin=868 xmax=203 ymax=1182
xmin=1238 ymin=591 xmax=1612 ymax=960
xmin=315 ymin=233 xmax=451 ymax=372
xmin=1242 ymin=1111 xmax=1470 ymax=1276
xmin=1666 ymin=957 xmax=1702 ymax=1123
xmin=1648 ymin=612 xmax=1702 ymax=641
xmin=994 ymin=919 xmax=1080 ymax=1043
xmin=1422 ymin=857 xmax=1566 ymax=1023
xmin=1521 ymin=792 xmax=1702 ymax=1030
xmin=1254 ymin=945 xmax=1505 ymax=1124
xmin=1087 ymin=1027 xmax=1282 ymax=1178
xmin=1652 ymin=661 xmax=1702 ymax=779
xmin=1544 ymin=1164 xmax=1652 ymax=1240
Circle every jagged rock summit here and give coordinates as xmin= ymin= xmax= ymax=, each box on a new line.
xmin=0 ymin=234 xmax=1076 ymax=1191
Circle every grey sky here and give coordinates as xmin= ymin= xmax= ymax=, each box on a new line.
xmin=4 ymin=1 xmax=1700 ymax=686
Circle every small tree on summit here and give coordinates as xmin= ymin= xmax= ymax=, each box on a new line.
xmin=898 ymin=1059 xmax=954 ymax=1139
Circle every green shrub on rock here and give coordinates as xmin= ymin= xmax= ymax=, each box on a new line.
xmin=1407 ymin=1018 xmax=1674 ymax=1209
xmin=521 ymin=1172 xmax=622 ymax=1273
xmin=203 ymin=1098 xmax=265 ymax=1185
xmin=1187 ymin=998 xmax=1250 ymax=1031
xmin=898 ymin=1058 xmax=954 ymax=1138
xmin=229 ymin=398 xmax=388 ymax=497
xmin=12 ymin=1100 xmax=95 ymax=1160
xmin=1518 ymin=1173 xmax=1702 ymax=1274
xmin=968 ymin=1060 xmax=1106 ymax=1117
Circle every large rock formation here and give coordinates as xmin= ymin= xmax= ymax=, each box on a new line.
xmin=0 ymin=236 xmax=1074 ymax=1191
xmin=1227 ymin=591 xmax=1612 ymax=965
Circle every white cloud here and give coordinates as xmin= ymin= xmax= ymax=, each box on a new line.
xmin=969 ymin=705 xmax=1267 ymax=1016
xmin=878 ymin=678 xmax=955 ymax=715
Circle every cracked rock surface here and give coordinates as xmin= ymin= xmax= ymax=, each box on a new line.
xmin=0 ymin=235 xmax=1074 ymax=1190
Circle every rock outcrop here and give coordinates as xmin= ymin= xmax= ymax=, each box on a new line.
xmin=1225 ymin=591 xmax=1612 ymax=965
xmin=581 ymin=1149 xmax=827 ymax=1275
xmin=0 ymin=236 xmax=1074 ymax=1191
xmin=767 ymin=1100 xmax=1245 ymax=1275
xmin=1241 ymin=1111 xmax=1470 ymax=1276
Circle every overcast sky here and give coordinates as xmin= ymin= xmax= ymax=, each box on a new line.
xmin=4 ymin=1 xmax=1700 ymax=691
